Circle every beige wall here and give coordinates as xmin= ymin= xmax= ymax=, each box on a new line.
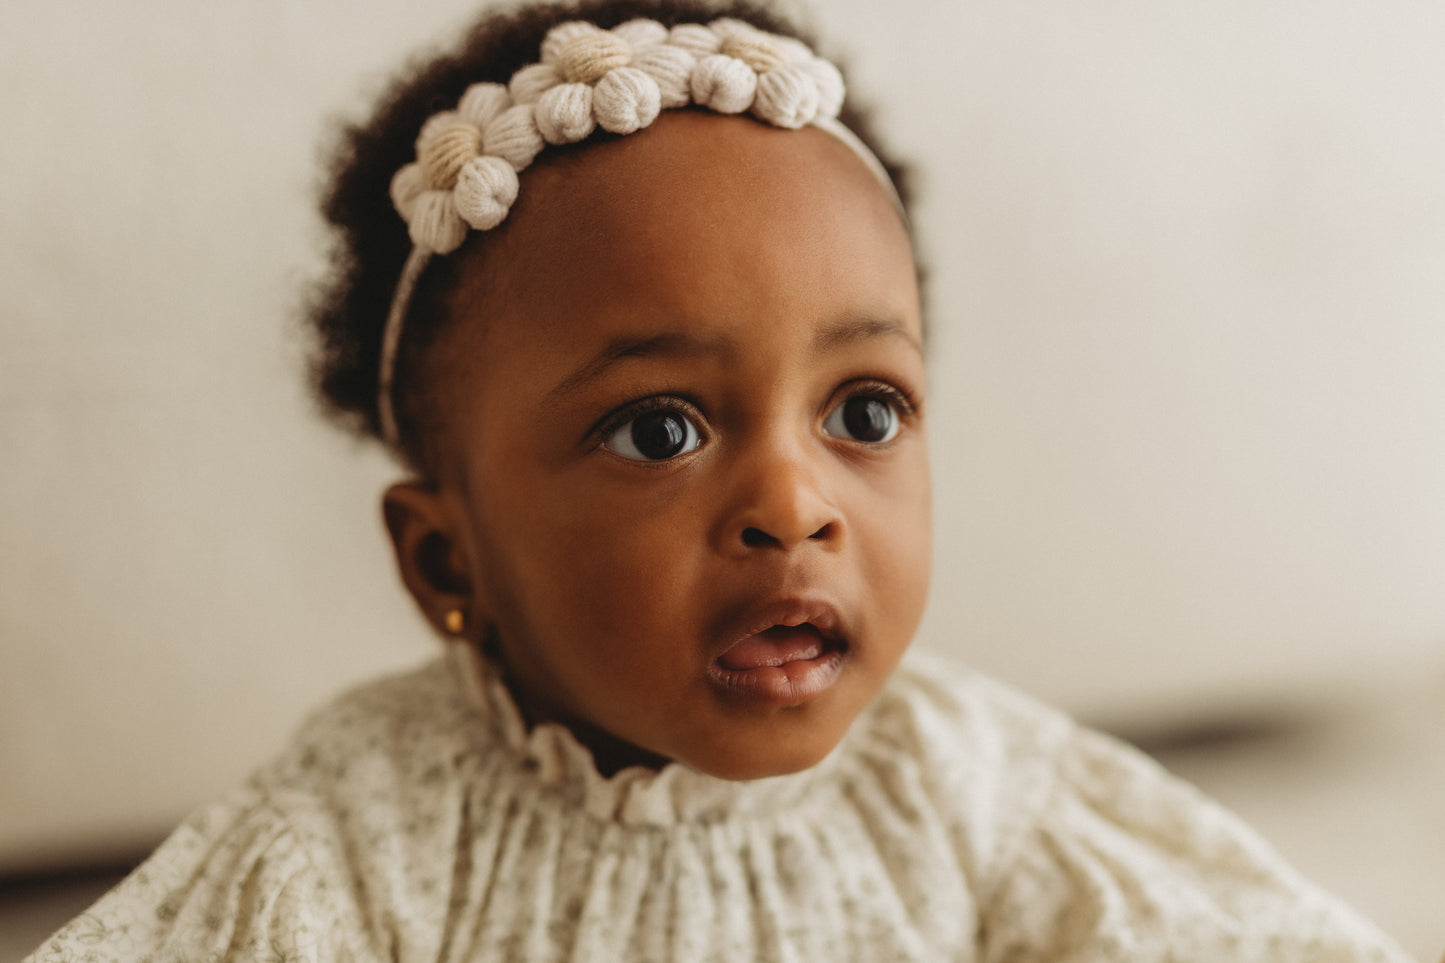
xmin=2 ymin=0 xmax=1443 ymax=876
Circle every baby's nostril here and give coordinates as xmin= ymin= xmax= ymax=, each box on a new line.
xmin=741 ymin=527 xmax=776 ymax=548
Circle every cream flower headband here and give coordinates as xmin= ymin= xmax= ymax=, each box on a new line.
xmin=379 ymin=16 xmax=901 ymax=446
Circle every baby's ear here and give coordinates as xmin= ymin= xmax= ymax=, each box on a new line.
xmin=381 ymin=481 xmax=473 ymax=637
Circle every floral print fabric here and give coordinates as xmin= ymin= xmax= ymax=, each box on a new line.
xmin=27 ymin=649 xmax=1414 ymax=962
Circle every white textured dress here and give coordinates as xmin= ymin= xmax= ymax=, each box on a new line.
xmin=27 ymin=648 xmax=1413 ymax=962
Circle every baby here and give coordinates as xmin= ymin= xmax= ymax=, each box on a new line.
xmin=29 ymin=0 xmax=1416 ymax=960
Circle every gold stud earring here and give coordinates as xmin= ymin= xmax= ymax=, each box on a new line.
xmin=443 ymin=609 xmax=465 ymax=636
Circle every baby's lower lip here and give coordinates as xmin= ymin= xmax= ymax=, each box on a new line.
xmin=706 ymin=626 xmax=846 ymax=704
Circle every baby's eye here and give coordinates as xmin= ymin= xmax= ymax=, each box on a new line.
xmin=822 ymin=394 xmax=901 ymax=444
xmin=603 ymin=408 xmax=705 ymax=461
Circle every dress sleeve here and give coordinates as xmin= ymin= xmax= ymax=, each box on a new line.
xmin=978 ymin=725 xmax=1417 ymax=963
xmin=25 ymin=786 xmax=368 ymax=963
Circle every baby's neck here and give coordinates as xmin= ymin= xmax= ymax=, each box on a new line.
xmin=498 ymin=669 xmax=673 ymax=777
xmin=561 ymin=716 xmax=674 ymax=777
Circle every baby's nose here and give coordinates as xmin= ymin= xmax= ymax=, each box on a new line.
xmin=719 ymin=446 xmax=844 ymax=554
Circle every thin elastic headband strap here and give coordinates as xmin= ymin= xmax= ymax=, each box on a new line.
xmin=378 ymin=247 xmax=432 ymax=447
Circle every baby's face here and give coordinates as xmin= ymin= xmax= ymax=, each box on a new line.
xmin=432 ymin=111 xmax=929 ymax=779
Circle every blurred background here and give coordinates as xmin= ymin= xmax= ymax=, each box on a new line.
xmin=2 ymin=0 xmax=1441 ymax=957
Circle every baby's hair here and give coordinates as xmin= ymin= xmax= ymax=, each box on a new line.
xmin=306 ymin=0 xmax=915 ymax=472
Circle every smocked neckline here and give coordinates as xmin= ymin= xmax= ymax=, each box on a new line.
xmin=446 ymin=643 xmax=847 ymax=829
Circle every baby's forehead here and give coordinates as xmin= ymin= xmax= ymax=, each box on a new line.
xmin=452 ymin=110 xmax=913 ymax=322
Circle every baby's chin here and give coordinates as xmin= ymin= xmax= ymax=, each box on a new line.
xmin=573 ymin=717 xmax=849 ymax=782
xmin=654 ymin=676 xmax=884 ymax=781
xmin=660 ymin=716 xmax=857 ymax=782
xmin=688 ymin=744 xmax=840 ymax=782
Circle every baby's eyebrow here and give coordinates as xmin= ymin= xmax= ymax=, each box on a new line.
xmin=813 ymin=316 xmax=923 ymax=356
xmin=545 ymin=331 xmax=737 ymax=403
xmin=545 ymin=317 xmax=921 ymax=405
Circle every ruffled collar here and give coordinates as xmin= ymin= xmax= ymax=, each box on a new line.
xmin=447 ymin=643 xmax=849 ymax=829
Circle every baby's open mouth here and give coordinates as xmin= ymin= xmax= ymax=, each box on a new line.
xmin=715 ymin=623 xmax=835 ymax=671
xmin=707 ymin=618 xmax=848 ymax=704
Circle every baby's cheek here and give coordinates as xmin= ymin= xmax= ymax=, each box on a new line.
xmin=856 ymin=480 xmax=932 ymax=638
xmin=541 ymin=517 xmax=707 ymax=661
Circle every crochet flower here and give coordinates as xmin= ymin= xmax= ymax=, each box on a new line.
xmin=508 ymin=19 xmax=698 ymax=142
xmin=389 ymin=20 xmax=849 ymax=254
xmin=678 ymin=18 xmax=845 ymax=128
xmin=389 ymin=81 xmax=547 ymax=253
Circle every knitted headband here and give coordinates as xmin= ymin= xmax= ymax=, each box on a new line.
xmin=379 ymin=16 xmax=902 ymax=447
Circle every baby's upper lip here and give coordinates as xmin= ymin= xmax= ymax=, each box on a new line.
xmin=712 ymin=596 xmax=847 ymax=661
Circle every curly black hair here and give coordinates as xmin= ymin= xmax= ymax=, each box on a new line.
xmin=306 ymin=0 xmax=915 ymax=472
